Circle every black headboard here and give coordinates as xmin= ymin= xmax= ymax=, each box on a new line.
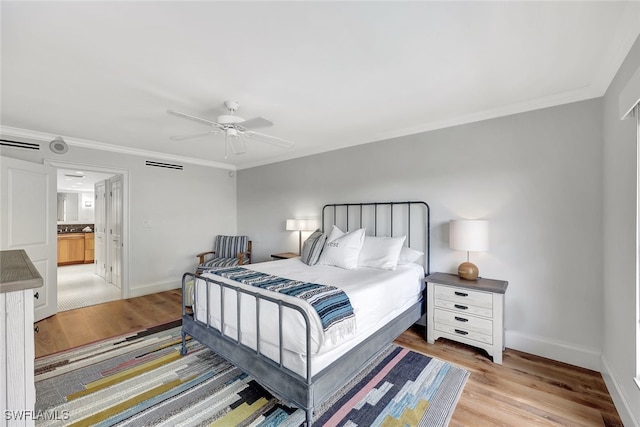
xmin=321 ymin=201 xmax=430 ymax=275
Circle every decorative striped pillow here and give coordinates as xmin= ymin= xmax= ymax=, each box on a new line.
xmin=301 ymin=229 xmax=326 ymax=265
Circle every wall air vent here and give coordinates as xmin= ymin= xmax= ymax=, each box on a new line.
xmin=0 ymin=139 xmax=40 ymax=150
xmin=145 ymin=161 xmax=184 ymax=170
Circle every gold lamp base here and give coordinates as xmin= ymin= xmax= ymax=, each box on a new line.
xmin=457 ymin=262 xmax=479 ymax=280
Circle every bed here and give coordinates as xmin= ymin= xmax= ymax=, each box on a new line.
xmin=180 ymin=201 xmax=430 ymax=425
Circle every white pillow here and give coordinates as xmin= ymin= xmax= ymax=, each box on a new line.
xmin=318 ymin=226 xmax=366 ymax=270
xmin=358 ymin=235 xmax=406 ymax=270
xmin=324 ymin=225 xmax=344 ymax=242
xmin=397 ymin=246 xmax=424 ymax=265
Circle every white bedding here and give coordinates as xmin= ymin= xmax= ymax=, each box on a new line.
xmin=193 ymin=257 xmax=424 ymax=376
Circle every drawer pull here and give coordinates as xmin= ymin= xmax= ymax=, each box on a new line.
xmin=455 ymin=316 xmax=468 ymax=322
xmin=34 ymin=292 xmax=39 ymax=300
xmin=454 ymin=329 xmax=469 ymax=335
xmin=454 ymin=304 xmax=468 ymax=310
xmin=454 ymin=291 xmax=468 ymax=297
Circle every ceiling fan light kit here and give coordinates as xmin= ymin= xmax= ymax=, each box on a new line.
xmin=168 ymin=100 xmax=295 ymax=158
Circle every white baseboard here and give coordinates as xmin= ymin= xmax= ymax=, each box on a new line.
xmin=600 ymin=356 xmax=640 ymax=427
xmin=128 ymin=279 xmax=181 ymax=299
xmin=505 ymin=330 xmax=601 ymax=371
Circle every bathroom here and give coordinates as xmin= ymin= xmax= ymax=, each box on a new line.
xmin=57 ymin=168 xmax=120 ymax=311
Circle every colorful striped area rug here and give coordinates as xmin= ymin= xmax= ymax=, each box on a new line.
xmin=35 ymin=320 xmax=469 ymax=426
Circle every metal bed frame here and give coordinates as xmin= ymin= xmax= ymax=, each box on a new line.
xmin=180 ymin=201 xmax=430 ymax=425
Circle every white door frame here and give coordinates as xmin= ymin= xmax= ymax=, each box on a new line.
xmin=46 ymin=160 xmax=130 ymax=298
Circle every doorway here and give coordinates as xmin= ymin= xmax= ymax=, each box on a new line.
xmin=56 ymin=167 xmax=124 ymax=311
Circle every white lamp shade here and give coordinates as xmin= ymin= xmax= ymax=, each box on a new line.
xmin=286 ymin=219 xmax=317 ymax=231
xmin=449 ymin=220 xmax=489 ymax=252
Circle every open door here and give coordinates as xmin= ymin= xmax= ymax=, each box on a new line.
xmin=109 ymin=175 xmax=123 ymax=288
xmin=0 ymin=156 xmax=57 ymax=321
xmin=94 ymin=180 xmax=107 ymax=279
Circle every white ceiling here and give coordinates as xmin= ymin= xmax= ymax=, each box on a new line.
xmin=1 ymin=1 xmax=639 ymax=170
xmin=56 ymin=168 xmax=116 ymax=192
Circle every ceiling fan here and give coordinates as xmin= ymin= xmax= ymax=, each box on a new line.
xmin=168 ymin=100 xmax=295 ymax=157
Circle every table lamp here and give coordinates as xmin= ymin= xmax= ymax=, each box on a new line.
xmin=286 ymin=219 xmax=315 ymax=255
xmin=449 ymin=219 xmax=489 ymax=280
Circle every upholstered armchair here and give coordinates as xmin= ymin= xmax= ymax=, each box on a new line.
xmin=196 ymin=235 xmax=252 ymax=271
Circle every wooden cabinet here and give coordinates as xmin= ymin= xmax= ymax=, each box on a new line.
xmin=426 ymin=272 xmax=508 ymax=364
xmin=84 ymin=233 xmax=94 ymax=263
xmin=57 ymin=233 xmax=94 ymax=265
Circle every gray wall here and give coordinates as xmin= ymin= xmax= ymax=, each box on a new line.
xmin=0 ymin=143 xmax=237 ymax=297
xmin=602 ymin=34 xmax=640 ymax=426
xmin=238 ymin=98 xmax=604 ymax=370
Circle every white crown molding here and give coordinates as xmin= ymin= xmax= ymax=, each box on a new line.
xmin=236 ymin=87 xmax=603 ymax=170
xmin=0 ymin=126 xmax=236 ymax=171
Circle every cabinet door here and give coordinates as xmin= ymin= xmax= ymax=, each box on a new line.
xmin=84 ymin=233 xmax=95 ymax=263
xmin=57 ymin=235 xmax=85 ymax=264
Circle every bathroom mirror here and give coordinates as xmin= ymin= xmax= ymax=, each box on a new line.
xmin=57 ymin=192 xmax=79 ymax=222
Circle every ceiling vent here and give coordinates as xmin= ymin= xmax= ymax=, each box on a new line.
xmin=0 ymin=139 xmax=40 ymax=150
xmin=145 ymin=160 xmax=183 ymax=170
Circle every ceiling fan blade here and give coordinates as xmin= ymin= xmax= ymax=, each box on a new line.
xmin=228 ymin=136 xmax=247 ymax=154
xmin=167 ymin=109 xmax=223 ymax=128
xmin=170 ymin=130 xmax=219 ymax=141
xmin=238 ymin=117 xmax=273 ymax=130
xmin=246 ymin=131 xmax=295 ymax=149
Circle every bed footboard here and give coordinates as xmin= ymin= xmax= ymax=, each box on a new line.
xmin=181 ymin=272 xmax=423 ymax=426
xmin=181 ymin=272 xmax=316 ymax=424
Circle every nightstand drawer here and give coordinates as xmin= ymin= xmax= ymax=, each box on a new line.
xmin=434 ymin=299 xmax=493 ymax=318
xmin=434 ymin=308 xmax=493 ymax=337
xmin=434 ymin=323 xmax=493 ymax=345
xmin=434 ymin=284 xmax=492 ymax=309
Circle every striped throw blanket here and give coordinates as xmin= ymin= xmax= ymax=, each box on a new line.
xmin=208 ymin=266 xmax=356 ymax=341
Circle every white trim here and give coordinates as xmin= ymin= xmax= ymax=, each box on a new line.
xmin=601 ymin=355 xmax=640 ymax=427
xmin=505 ymin=329 xmax=601 ymax=371
xmin=0 ymin=125 xmax=236 ymax=171
xmin=127 ymin=279 xmax=180 ymax=299
xmin=636 ymin=106 xmax=640 ymax=392
xmin=621 ymin=66 xmax=640 ymax=120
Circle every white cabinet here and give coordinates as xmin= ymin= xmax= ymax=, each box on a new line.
xmin=426 ymin=272 xmax=508 ymax=364
xmin=1 ymin=250 xmax=43 ymax=427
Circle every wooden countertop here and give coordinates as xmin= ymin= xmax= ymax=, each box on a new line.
xmin=426 ymin=272 xmax=508 ymax=294
xmin=1 ymin=249 xmax=43 ymax=293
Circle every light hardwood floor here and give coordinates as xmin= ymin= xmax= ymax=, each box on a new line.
xmin=34 ymin=290 xmax=623 ymax=426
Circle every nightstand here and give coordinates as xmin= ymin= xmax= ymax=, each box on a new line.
xmin=426 ymin=272 xmax=508 ymax=364
xmin=271 ymin=252 xmax=299 ymax=260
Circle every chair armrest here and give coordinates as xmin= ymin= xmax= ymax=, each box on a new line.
xmin=196 ymin=251 xmax=216 ymax=265
xmin=237 ymin=250 xmax=251 ymax=265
